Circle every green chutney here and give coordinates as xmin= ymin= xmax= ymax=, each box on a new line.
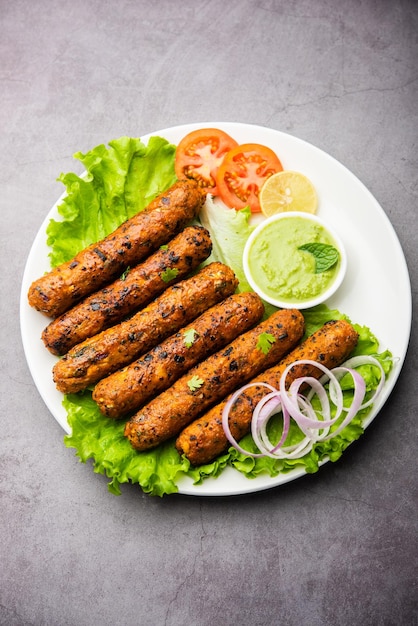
xmin=247 ymin=215 xmax=341 ymax=304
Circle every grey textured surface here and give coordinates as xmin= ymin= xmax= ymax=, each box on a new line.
xmin=1 ymin=1 xmax=417 ymax=625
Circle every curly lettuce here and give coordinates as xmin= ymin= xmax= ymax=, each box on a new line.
xmin=63 ymin=318 xmax=392 ymax=495
xmin=54 ymin=136 xmax=392 ymax=496
xmin=46 ymin=136 xmax=177 ymax=267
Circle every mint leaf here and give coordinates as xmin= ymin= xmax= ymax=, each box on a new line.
xmin=298 ymin=242 xmax=339 ymax=273
xmin=256 ymin=332 xmax=277 ymax=355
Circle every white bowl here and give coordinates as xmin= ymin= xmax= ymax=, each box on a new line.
xmin=243 ymin=211 xmax=347 ymax=310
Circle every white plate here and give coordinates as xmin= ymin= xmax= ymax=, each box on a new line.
xmin=20 ymin=122 xmax=412 ymax=496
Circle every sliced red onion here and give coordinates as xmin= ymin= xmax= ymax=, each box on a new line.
xmin=221 ymin=354 xmax=386 ymax=460
xmin=251 ymin=393 xmax=315 ymax=460
xmin=221 ymin=382 xmax=277 ymax=457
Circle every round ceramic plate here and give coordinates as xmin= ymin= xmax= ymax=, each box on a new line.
xmin=20 ymin=122 xmax=412 ymax=496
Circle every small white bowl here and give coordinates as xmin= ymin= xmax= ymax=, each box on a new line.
xmin=243 ymin=211 xmax=347 ymax=310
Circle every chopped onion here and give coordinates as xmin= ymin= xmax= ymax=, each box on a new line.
xmin=221 ymin=355 xmax=386 ymax=460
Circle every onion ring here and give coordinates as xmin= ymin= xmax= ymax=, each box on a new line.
xmin=221 ymin=355 xmax=386 ymax=460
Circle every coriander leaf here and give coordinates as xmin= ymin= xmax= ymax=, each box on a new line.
xmin=256 ymin=332 xmax=276 ymax=355
xmin=187 ymin=376 xmax=204 ymax=392
xmin=183 ymin=328 xmax=198 ymax=348
xmin=161 ymin=267 xmax=179 ymax=283
xmin=298 ymin=242 xmax=339 ymax=273
xmin=120 ymin=266 xmax=130 ymax=281
xmin=160 ymin=244 xmax=169 ymax=251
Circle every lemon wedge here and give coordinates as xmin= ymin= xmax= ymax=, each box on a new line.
xmin=259 ymin=170 xmax=318 ymax=217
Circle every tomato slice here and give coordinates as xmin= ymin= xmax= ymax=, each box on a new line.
xmin=175 ymin=128 xmax=238 ymax=195
xmin=216 ymin=143 xmax=283 ymax=213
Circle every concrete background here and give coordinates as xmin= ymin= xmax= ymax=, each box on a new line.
xmin=1 ymin=1 xmax=417 ymax=624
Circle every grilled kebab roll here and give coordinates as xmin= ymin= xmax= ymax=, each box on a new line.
xmin=52 ymin=262 xmax=238 ymax=394
xmin=28 ymin=179 xmax=204 ymax=318
xmin=42 ymin=225 xmax=212 ymax=356
xmin=175 ymin=319 xmax=359 ymax=466
xmin=93 ymin=292 xmax=265 ymax=418
xmin=124 ymin=309 xmax=304 ymax=452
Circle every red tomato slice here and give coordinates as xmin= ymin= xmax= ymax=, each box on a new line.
xmin=216 ymin=143 xmax=283 ymax=213
xmin=175 ymin=128 xmax=238 ymax=195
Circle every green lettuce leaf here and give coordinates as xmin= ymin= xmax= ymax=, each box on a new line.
xmin=227 ymin=323 xmax=392 ymax=480
xmin=199 ymin=196 xmax=279 ymax=317
xmin=53 ymin=135 xmax=393 ymax=496
xmin=63 ymin=387 xmax=231 ymax=496
xmin=63 ymin=392 xmax=190 ymax=496
xmin=301 ymin=304 xmax=347 ymax=337
xmin=46 ymin=136 xmax=177 ymax=267
xmin=63 ymin=307 xmax=392 ymax=496
xmin=199 ymin=196 xmax=254 ymax=291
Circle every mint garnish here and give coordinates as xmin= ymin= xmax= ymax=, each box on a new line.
xmin=298 ymin=242 xmax=339 ymax=273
